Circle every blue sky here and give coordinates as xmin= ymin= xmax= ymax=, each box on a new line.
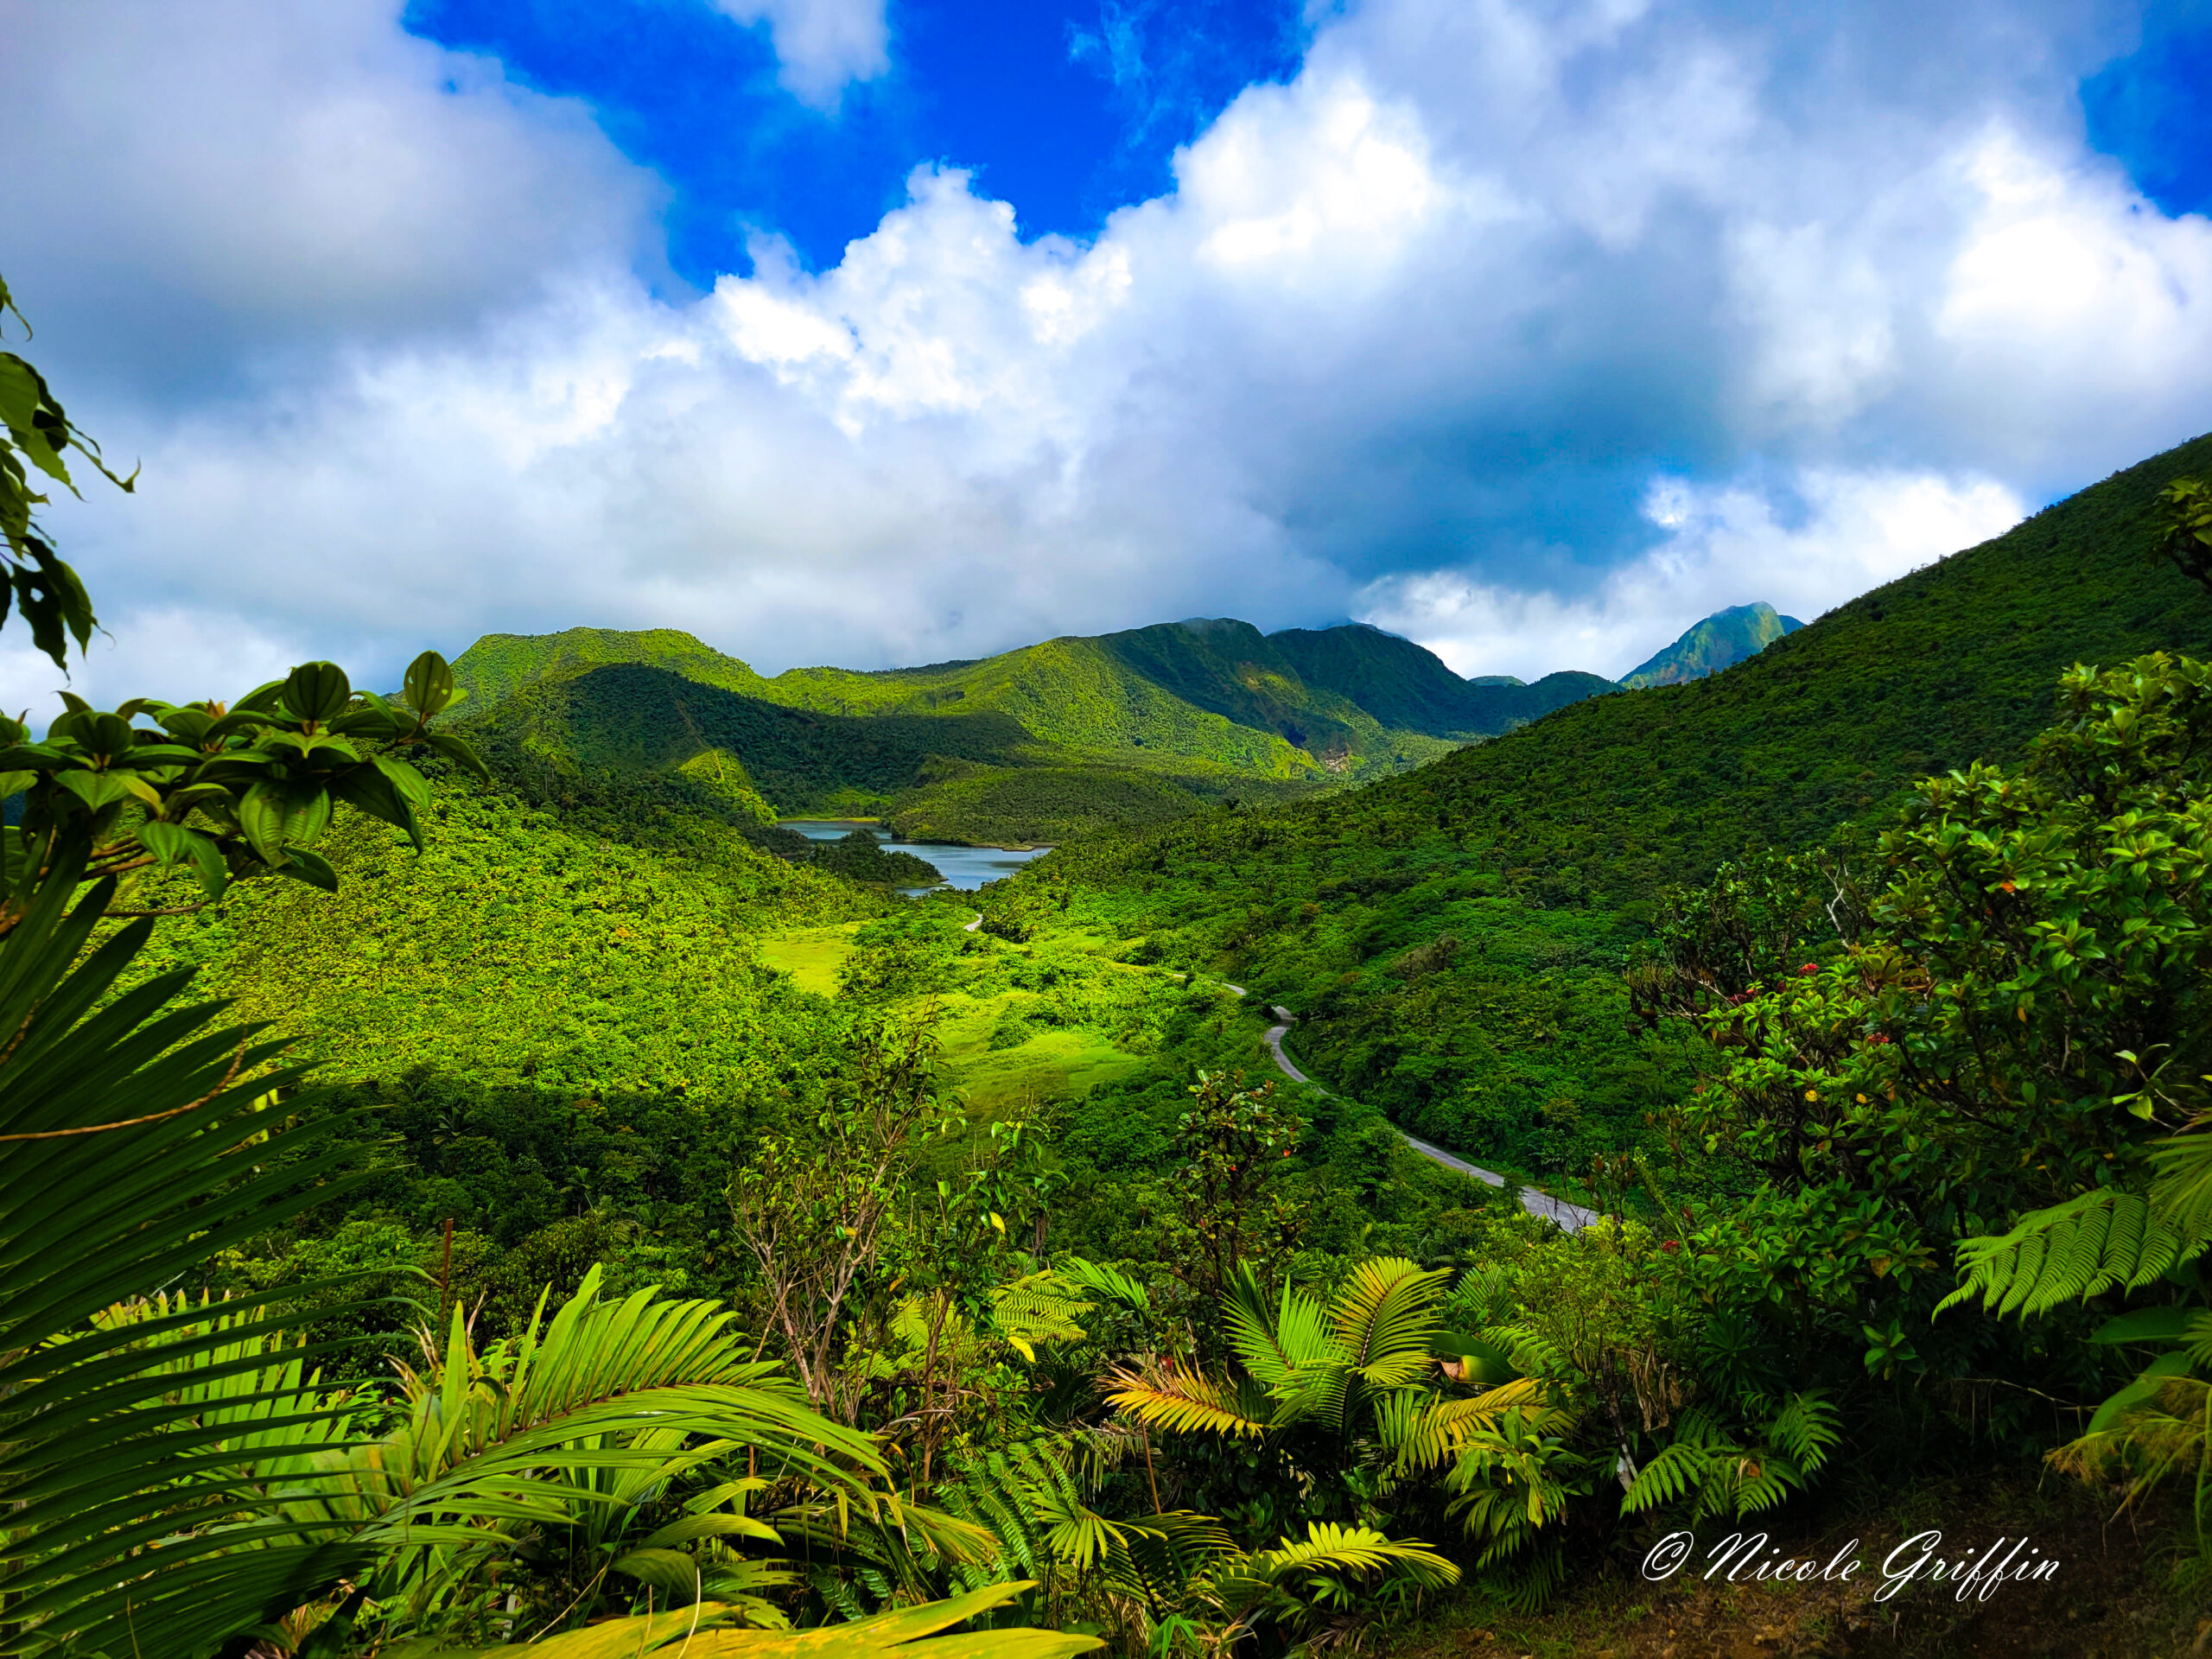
xmin=2 ymin=0 xmax=2210 ymax=708
xmin=2084 ymin=2 xmax=2212 ymax=219
xmin=406 ymin=0 xmax=1309 ymax=283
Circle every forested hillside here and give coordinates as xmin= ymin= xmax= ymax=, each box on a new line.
xmin=1011 ymin=429 xmax=2212 ymax=1178
xmin=1270 ymin=621 xmax=1619 ymax=734
xmin=19 ymin=231 xmax=2212 ymax=1659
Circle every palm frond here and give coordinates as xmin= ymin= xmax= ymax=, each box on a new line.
xmin=388 ymin=1581 xmax=1101 ymax=1659
xmin=1221 ymin=1264 xmax=1332 ymax=1390
xmin=1328 ymin=1259 xmax=1450 ymax=1391
xmin=1103 ymin=1363 xmax=1271 ymax=1440
xmin=1382 ymin=1379 xmax=1550 ymax=1473
xmin=2150 ymin=1126 xmax=2212 ymax=1243
xmin=0 ymin=851 xmax=386 ymax=1659
xmin=1248 ymin=1523 xmax=1459 ymax=1591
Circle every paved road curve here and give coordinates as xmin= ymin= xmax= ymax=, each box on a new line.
xmin=1169 ymin=973 xmax=1599 ymax=1233
xmin=1262 ymin=1008 xmax=1599 ymax=1233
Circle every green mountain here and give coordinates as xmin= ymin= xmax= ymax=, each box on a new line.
xmin=1268 ymin=623 xmax=1618 ymax=736
xmin=450 ymin=626 xmax=774 ymax=709
xmin=1618 ymin=601 xmax=1802 ymax=689
xmin=452 ymin=615 xmax=1632 ymax=842
xmin=457 ymin=661 xmax=1048 ymax=823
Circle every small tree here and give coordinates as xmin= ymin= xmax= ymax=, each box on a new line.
xmin=1164 ymin=1071 xmax=1306 ymax=1315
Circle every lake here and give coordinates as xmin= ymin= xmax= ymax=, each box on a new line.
xmin=779 ymin=821 xmax=1053 ymax=892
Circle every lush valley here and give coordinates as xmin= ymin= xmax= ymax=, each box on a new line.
xmin=15 ymin=258 xmax=2212 ymax=1659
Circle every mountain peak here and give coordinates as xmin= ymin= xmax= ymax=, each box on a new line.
xmin=1620 ymin=601 xmax=1802 ymax=690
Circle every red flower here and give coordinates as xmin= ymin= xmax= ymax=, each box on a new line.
xmin=1660 ymin=1240 xmax=1681 ymax=1254
xmin=1800 ymin=963 xmax=1819 ymax=976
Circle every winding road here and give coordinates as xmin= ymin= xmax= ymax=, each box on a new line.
xmin=1172 ymin=973 xmax=1599 ymax=1232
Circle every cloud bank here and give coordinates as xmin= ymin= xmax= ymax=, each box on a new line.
xmin=1 ymin=0 xmax=2207 ymax=713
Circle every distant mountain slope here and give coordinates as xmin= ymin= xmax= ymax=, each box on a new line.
xmin=448 ymin=618 xmax=1484 ymax=838
xmin=1619 ymin=601 xmax=1802 ymax=689
xmin=452 ymin=627 xmax=773 ymax=710
xmin=766 ymin=623 xmax=1376 ymax=779
xmin=459 ymin=662 xmax=1047 ymax=821
xmin=1059 ymin=428 xmax=2212 ymax=915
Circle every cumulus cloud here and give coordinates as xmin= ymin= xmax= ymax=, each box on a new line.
xmin=1357 ymin=469 xmax=2029 ymax=682
xmin=3 ymin=0 xmax=2209 ymax=713
xmin=708 ymin=0 xmax=892 ymax=107
xmin=0 ymin=0 xmax=661 ymax=393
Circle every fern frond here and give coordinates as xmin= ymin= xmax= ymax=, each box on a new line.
xmin=989 ymin=1273 xmax=1090 ymax=1362
xmin=1940 ymin=1188 xmax=2199 ymax=1318
xmin=1058 ymin=1257 xmax=1150 ymax=1313
xmin=1764 ymin=1391 xmax=1841 ymax=1474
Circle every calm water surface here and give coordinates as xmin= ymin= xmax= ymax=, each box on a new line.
xmin=780 ymin=821 xmax=1052 ymax=891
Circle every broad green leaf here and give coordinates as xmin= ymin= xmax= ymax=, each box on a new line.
xmin=283 ymin=662 xmax=352 ymax=723
xmin=54 ymin=768 xmax=157 ymax=811
xmin=402 ymin=650 xmax=456 ymax=718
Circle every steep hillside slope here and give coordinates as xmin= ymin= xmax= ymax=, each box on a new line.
xmin=118 ymin=771 xmax=873 ymax=1098
xmin=1619 ymin=601 xmax=1802 ymax=689
xmin=450 ymin=618 xmax=1480 ymax=839
xmin=765 ymin=629 xmax=1344 ymax=779
xmin=1016 ymin=428 xmax=2212 ymax=1175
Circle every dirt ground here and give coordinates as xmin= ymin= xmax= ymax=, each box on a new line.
xmin=1383 ymin=1475 xmax=2212 ymax=1659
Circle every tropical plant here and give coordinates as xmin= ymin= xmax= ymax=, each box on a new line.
xmin=729 ymin=1017 xmax=955 ymax=1421
xmin=2155 ymin=476 xmax=2212 ymax=596
xmin=1105 ymin=1257 xmax=1452 ymax=1447
xmin=0 ymin=844 xmax=376 ymax=1659
xmin=1157 ymin=1072 xmax=1306 ymax=1316
xmin=0 ymin=840 xmax=923 ymax=1657
xmin=0 ymin=270 xmax=126 ymax=671
xmin=1618 ymin=1395 xmax=1843 ymax=1525
xmin=0 ymin=652 xmax=486 ymax=938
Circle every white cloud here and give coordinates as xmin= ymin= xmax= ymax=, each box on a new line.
xmin=708 ymin=0 xmax=890 ymax=107
xmin=0 ymin=0 xmax=660 ymax=396
xmin=0 ymin=607 xmax=309 ymax=725
xmin=1357 ymin=468 xmax=2028 ymax=681
xmin=2 ymin=0 xmax=2207 ymax=709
